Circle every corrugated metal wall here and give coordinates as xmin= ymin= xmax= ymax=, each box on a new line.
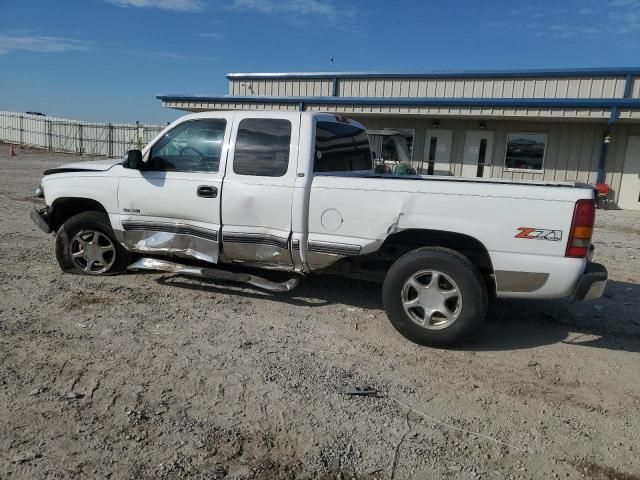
xmin=230 ymin=75 xmax=633 ymax=99
xmin=339 ymin=77 xmax=627 ymax=99
xmin=0 ymin=111 xmax=166 ymax=156
xmin=230 ymin=79 xmax=333 ymax=96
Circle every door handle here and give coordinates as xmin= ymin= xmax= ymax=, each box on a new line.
xmin=197 ymin=185 xmax=218 ymax=198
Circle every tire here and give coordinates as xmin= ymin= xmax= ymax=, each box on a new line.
xmin=382 ymin=246 xmax=488 ymax=347
xmin=55 ymin=210 xmax=129 ymax=275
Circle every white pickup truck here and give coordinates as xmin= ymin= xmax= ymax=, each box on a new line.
xmin=30 ymin=111 xmax=607 ymax=346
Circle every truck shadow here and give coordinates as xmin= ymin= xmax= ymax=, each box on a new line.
xmin=153 ymin=269 xmax=640 ymax=354
xmin=467 ymin=280 xmax=640 ymax=353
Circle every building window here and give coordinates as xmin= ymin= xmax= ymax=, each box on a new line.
xmin=233 ymin=118 xmax=291 ymax=177
xmin=504 ymin=133 xmax=547 ymax=171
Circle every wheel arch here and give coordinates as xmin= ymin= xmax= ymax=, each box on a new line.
xmin=50 ymin=197 xmax=109 ymax=232
xmin=380 ymin=228 xmax=495 ymax=291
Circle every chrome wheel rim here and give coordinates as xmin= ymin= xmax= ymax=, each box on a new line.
xmin=401 ymin=270 xmax=463 ymax=330
xmin=70 ymin=230 xmax=116 ymax=274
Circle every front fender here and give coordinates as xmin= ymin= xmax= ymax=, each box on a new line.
xmin=43 ymin=173 xmax=119 ymax=214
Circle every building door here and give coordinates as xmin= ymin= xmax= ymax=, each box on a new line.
xmin=461 ymin=130 xmax=494 ymax=178
xmin=618 ymin=136 xmax=640 ymax=210
xmin=422 ymin=129 xmax=453 ymax=175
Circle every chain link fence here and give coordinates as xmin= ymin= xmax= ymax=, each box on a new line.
xmin=0 ymin=111 xmax=167 ymax=157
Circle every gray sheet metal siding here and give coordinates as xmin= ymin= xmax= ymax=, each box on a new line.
xmin=619 ymin=109 xmax=640 ymax=119
xmin=632 ymin=77 xmax=640 ymax=98
xmin=338 ymin=76 xmax=628 ymax=99
xmin=230 ymin=76 xmax=631 ymax=100
xmin=604 ymin=123 xmax=639 ymax=200
xmin=230 ymin=79 xmax=332 ymax=97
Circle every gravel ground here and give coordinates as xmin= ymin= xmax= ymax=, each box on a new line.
xmin=1 ymin=146 xmax=640 ymax=480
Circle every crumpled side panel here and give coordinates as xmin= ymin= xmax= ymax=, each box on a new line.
xmin=121 ymin=230 xmax=218 ymax=264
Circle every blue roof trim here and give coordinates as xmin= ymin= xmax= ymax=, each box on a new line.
xmin=157 ymin=94 xmax=640 ymax=109
xmin=226 ymin=67 xmax=640 ymax=80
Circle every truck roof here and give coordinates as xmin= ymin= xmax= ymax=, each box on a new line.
xmin=176 ymin=110 xmax=366 ymax=130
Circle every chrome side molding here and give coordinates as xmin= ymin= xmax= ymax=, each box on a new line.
xmin=128 ymin=257 xmax=301 ymax=292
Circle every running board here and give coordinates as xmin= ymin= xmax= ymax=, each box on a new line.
xmin=128 ymin=258 xmax=300 ymax=292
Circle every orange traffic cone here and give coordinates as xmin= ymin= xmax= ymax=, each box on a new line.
xmin=8 ymin=145 xmax=15 ymax=157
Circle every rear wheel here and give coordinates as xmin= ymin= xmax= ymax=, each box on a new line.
xmin=55 ymin=211 xmax=129 ymax=275
xmin=382 ymin=247 xmax=488 ymax=347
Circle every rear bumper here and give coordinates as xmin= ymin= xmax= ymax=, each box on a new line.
xmin=573 ymin=262 xmax=608 ymax=301
xmin=30 ymin=206 xmax=52 ymax=234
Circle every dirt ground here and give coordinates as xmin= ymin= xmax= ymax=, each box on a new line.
xmin=1 ymin=146 xmax=640 ymax=480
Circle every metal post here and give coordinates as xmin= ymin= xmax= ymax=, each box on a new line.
xmin=136 ymin=121 xmax=142 ymax=149
xmin=47 ymin=120 xmax=52 ymax=151
xmin=78 ymin=124 xmax=84 ymax=155
xmin=596 ymin=140 xmax=608 ymax=185
xmin=596 ymin=108 xmax=618 ymax=185
xmin=108 ymin=123 xmax=113 ymax=157
xmin=19 ymin=114 xmax=24 ymax=147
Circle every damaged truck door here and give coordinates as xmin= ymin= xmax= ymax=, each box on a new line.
xmin=219 ymin=114 xmax=298 ymax=268
xmin=117 ymin=114 xmax=232 ymax=263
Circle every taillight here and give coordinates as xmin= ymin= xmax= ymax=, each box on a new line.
xmin=565 ymin=199 xmax=595 ymax=258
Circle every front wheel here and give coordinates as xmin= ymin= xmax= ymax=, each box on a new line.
xmin=55 ymin=211 xmax=130 ymax=275
xmin=382 ymin=247 xmax=488 ymax=347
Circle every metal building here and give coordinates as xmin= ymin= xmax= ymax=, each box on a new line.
xmin=158 ymin=67 xmax=640 ymax=210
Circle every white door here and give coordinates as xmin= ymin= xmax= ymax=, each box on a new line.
xmin=220 ymin=112 xmax=300 ymax=267
xmin=117 ymin=114 xmax=232 ymax=263
xmin=422 ymin=129 xmax=453 ymax=175
xmin=461 ymin=130 xmax=494 ymax=178
xmin=618 ymin=136 xmax=640 ymax=210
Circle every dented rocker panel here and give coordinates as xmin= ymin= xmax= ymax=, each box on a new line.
xmin=119 ymin=221 xmax=220 ymax=263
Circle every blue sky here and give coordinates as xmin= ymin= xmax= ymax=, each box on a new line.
xmin=1 ymin=0 xmax=639 ymax=123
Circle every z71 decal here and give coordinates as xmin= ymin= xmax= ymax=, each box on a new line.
xmin=515 ymin=227 xmax=563 ymax=242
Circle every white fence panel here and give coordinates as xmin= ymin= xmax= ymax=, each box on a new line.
xmin=51 ymin=121 xmax=80 ymax=153
xmin=82 ymin=124 xmax=109 ymax=156
xmin=111 ymin=124 xmax=139 ymax=156
xmin=0 ymin=111 xmax=165 ymax=157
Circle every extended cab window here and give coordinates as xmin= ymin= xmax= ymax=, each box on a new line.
xmin=233 ymin=119 xmax=291 ymax=177
xmin=314 ymin=121 xmax=372 ymax=173
xmin=148 ymin=119 xmax=226 ymax=172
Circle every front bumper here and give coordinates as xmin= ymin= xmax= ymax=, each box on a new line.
xmin=573 ymin=262 xmax=608 ymax=301
xmin=30 ymin=206 xmax=52 ymax=234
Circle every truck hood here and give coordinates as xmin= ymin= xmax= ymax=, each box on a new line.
xmin=43 ymin=158 xmax=121 ymax=175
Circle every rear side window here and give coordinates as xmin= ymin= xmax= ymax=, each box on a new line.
xmin=233 ymin=118 xmax=292 ymax=177
xmin=314 ymin=121 xmax=372 ymax=173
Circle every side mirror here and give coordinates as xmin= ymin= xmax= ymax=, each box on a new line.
xmin=123 ymin=150 xmax=144 ymax=169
